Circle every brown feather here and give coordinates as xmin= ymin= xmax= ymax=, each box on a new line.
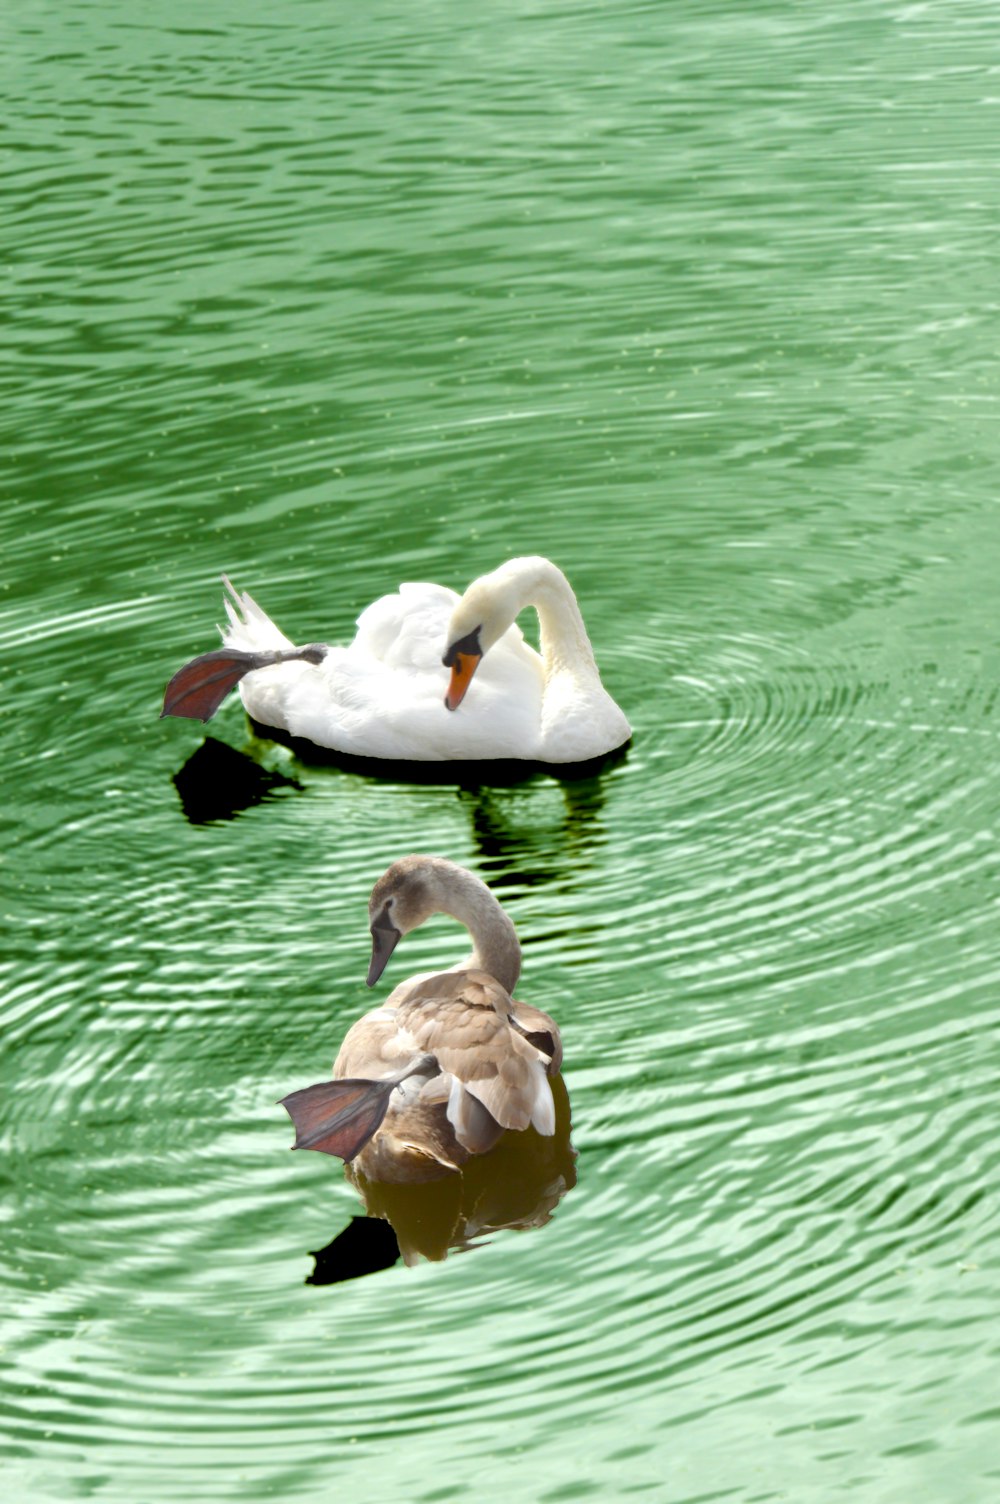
xmin=325 ymin=968 xmax=559 ymax=1162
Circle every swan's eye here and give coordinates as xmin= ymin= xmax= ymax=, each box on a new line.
xmin=443 ymin=625 xmax=483 ymax=667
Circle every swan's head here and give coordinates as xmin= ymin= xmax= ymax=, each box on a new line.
xmin=442 ymin=569 xmax=524 ymax=711
xmin=366 ymin=855 xmax=445 ymax=986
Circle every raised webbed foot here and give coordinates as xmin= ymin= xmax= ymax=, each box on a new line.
xmin=161 ymin=644 xmax=327 ymax=721
xmin=279 ymin=1077 xmax=398 ymax=1162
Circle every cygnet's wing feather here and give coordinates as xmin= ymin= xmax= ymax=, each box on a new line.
xmin=333 ymin=1006 xmax=416 ymax=1078
xmin=398 ymin=971 xmax=555 ymax=1136
xmin=510 ymin=1000 xmax=563 ymax=1074
xmin=446 ymin=1075 xmax=509 ymax=1154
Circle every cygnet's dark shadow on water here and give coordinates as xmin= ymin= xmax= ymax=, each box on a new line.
xmin=172 ymin=737 xmax=302 ymax=823
xmin=303 ymin=1076 xmax=576 ymax=1278
xmin=306 ymin=1216 xmax=401 ymax=1285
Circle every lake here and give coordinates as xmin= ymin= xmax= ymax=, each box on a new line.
xmin=3 ymin=2 xmax=999 ymax=1500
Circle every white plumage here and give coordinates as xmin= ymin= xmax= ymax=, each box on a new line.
xmin=163 ymin=556 xmax=631 ymax=764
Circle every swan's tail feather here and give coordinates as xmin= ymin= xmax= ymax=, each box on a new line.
xmin=220 ymin=574 xmax=295 ymax=652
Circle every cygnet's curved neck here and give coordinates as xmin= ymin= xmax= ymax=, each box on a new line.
xmin=433 ymin=867 xmax=521 ymax=994
xmin=502 ymin=557 xmax=602 ymax=685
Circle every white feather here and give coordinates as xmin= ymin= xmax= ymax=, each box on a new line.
xmin=208 ymin=558 xmax=629 ymax=763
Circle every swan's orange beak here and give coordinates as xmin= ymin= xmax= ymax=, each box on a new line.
xmin=445 ymin=650 xmax=482 ymax=711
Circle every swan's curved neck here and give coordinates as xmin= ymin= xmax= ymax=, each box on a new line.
xmin=435 ymin=872 xmax=521 ymax=994
xmin=504 ymin=557 xmax=601 ymax=684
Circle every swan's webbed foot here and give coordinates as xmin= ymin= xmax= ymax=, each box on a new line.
xmin=161 ymin=649 xmax=264 ymax=721
xmin=161 ymin=644 xmax=328 ymax=722
xmin=279 ymin=1077 xmax=398 ymax=1162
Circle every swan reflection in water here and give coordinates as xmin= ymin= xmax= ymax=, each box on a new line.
xmin=169 ymin=736 xmax=619 ymax=894
xmin=281 ymin=855 xmax=576 ymax=1274
xmin=460 ymin=773 xmax=611 ymax=892
xmin=308 ymin=1077 xmax=576 ymax=1279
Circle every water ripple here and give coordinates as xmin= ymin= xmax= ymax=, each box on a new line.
xmin=5 ymin=0 xmax=1000 ymax=1498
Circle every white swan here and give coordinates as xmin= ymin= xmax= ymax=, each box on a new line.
xmin=161 ymin=556 xmax=630 ymax=764
xmin=279 ymin=856 xmax=563 ymax=1183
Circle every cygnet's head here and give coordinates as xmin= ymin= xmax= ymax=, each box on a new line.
xmin=441 ymin=567 xmax=524 ymax=711
xmin=366 ymin=855 xmax=452 ymax=986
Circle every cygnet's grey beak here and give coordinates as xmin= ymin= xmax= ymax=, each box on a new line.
xmin=367 ymin=908 xmax=401 ymax=987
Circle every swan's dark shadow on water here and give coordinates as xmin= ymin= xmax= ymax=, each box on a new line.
xmin=304 ymin=1076 xmax=576 ymax=1280
xmin=171 ymin=736 xmax=302 ymax=823
xmin=171 ymin=729 xmax=624 ymax=884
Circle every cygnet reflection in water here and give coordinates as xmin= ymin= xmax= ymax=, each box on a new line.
xmin=307 ymin=1077 xmax=576 ymax=1275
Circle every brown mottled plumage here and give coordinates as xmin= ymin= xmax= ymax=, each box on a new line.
xmin=280 ymin=857 xmax=562 ymax=1182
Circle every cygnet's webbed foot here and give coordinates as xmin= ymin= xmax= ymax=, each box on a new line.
xmin=161 ymin=644 xmax=327 ymax=722
xmin=279 ymin=1077 xmax=398 ymax=1162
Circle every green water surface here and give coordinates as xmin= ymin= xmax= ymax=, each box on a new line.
xmin=3 ymin=2 xmax=1000 ymax=1500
